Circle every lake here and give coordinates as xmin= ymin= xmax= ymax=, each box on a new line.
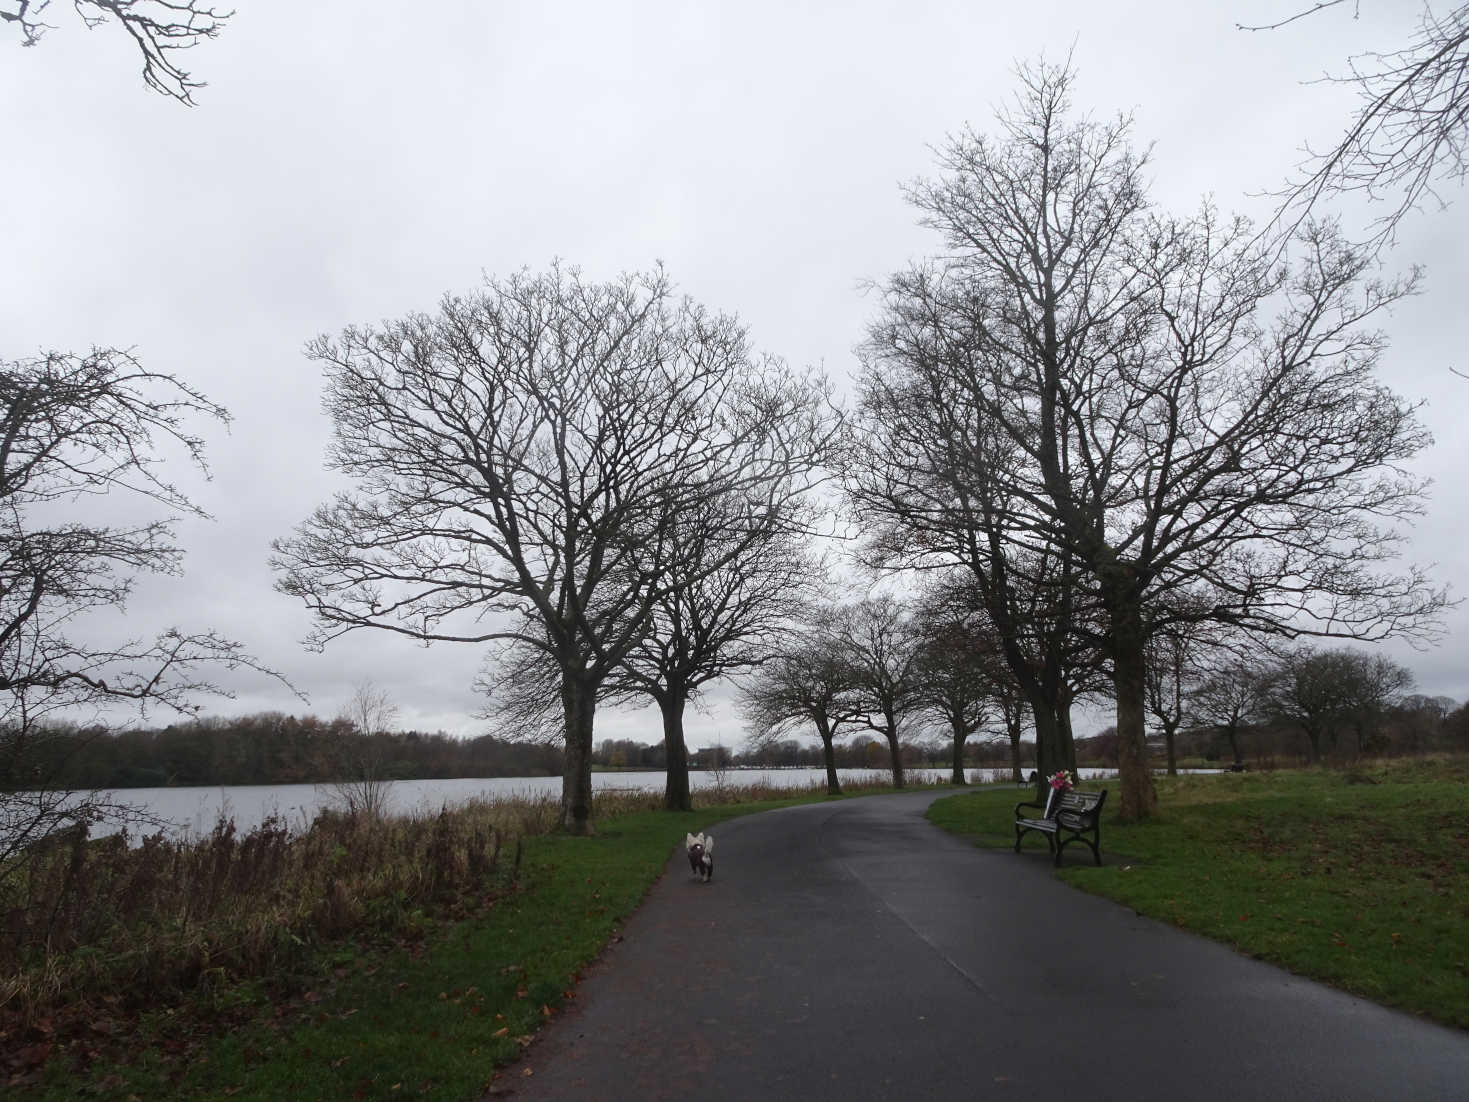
xmin=87 ymin=765 xmax=1149 ymax=839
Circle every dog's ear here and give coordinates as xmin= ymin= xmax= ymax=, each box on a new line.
xmin=685 ymin=833 xmax=696 ymax=848
xmin=703 ymin=835 xmax=713 ymax=855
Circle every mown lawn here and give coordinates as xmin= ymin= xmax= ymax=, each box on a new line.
xmin=24 ymin=791 xmax=849 ymax=1101
xmin=928 ymin=760 xmax=1469 ymax=1030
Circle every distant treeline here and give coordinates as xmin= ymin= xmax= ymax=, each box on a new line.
xmin=18 ymin=691 xmax=1467 ymax=793
xmin=12 ymin=713 xmax=563 ymax=789
xmin=595 ymin=733 xmax=1027 ymax=772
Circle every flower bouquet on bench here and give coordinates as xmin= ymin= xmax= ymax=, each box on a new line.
xmin=1044 ymin=769 xmax=1074 ymax=817
xmin=1014 ymin=769 xmax=1107 ymax=867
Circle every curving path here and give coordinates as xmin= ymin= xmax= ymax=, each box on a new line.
xmin=494 ymin=790 xmax=1469 ymax=1100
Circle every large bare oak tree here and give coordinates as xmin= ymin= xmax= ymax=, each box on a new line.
xmin=848 ymin=300 xmax=1102 ymax=782
xmin=610 ymin=498 xmax=822 ymax=811
xmin=860 ymin=59 xmax=1444 ymax=820
xmin=273 ymin=264 xmax=833 ymax=833
xmin=481 ymin=489 xmax=824 ymax=812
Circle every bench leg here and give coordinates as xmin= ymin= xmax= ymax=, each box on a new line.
xmin=1056 ymin=834 xmax=1101 ymax=867
xmin=1054 ymin=834 xmax=1103 ymax=868
xmin=1015 ymin=826 xmax=1055 ymax=855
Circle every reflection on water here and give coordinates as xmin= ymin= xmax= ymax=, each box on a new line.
xmin=90 ymin=768 xmax=949 ymax=838
xmin=85 ymin=764 xmax=1206 ymax=839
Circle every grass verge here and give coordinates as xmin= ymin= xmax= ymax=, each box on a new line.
xmin=927 ymin=759 xmax=1469 ymax=1030
xmin=13 ymin=780 xmax=909 ymax=1099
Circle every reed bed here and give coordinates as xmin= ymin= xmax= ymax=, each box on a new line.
xmin=1 ymin=799 xmax=548 ymax=1036
xmin=1 ymin=773 xmax=912 ymax=1041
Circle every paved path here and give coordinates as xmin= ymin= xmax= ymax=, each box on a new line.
xmin=496 ymin=790 xmax=1469 ymax=1100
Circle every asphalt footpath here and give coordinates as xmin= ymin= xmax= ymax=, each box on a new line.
xmin=490 ymin=789 xmax=1469 ymax=1101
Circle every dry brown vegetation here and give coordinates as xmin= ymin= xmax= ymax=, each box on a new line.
xmin=0 ymin=774 xmax=898 ymax=1082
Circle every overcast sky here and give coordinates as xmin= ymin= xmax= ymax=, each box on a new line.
xmin=4 ymin=1 xmax=1466 ymax=749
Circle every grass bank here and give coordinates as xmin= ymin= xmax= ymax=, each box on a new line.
xmin=5 ymin=776 xmax=915 ymax=1099
xmin=928 ymin=758 xmax=1469 ymax=1030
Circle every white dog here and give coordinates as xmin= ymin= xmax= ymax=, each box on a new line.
xmin=685 ymin=832 xmax=714 ymax=882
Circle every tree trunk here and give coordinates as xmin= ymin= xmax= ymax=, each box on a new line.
xmin=1163 ymin=718 xmax=1179 ymax=776
xmin=815 ymin=716 xmax=842 ymax=796
xmin=1111 ymin=617 xmax=1158 ymax=822
xmin=559 ymin=675 xmax=597 ymax=835
xmin=883 ymin=710 xmax=905 ymax=788
xmin=1056 ymin=683 xmax=1078 ymax=771
xmin=1005 ymin=706 xmax=1025 ymax=782
xmin=949 ymin=716 xmax=969 ymax=785
xmin=1224 ymin=725 xmax=1243 ymax=768
xmin=1303 ymin=725 xmax=1322 ymax=764
xmin=1030 ymin=700 xmax=1068 ymax=780
xmin=659 ymin=690 xmax=691 ymax=812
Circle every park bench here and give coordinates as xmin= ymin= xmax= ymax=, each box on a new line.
xmin=1013 ymin=787 xmax=1107 ymax=867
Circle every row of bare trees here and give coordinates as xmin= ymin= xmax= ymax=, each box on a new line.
xmin=1177 ymin=644 xmax=1445 ymax=768
xmin=841 ymin=59 xmax=1446 ymax=822
xmin=8 ymin=8 xmax=1467 ymax=848
xmin=739 ymin=586 xmax=1029 ymax=796
xmin=272 ymin=63 xmax=1451 ymax=829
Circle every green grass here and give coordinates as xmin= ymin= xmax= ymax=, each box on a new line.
xmin=928 ymin=760 xmax=1469 ymax=1030
xmin=21 ymin=786 xmax=893 ymax=1100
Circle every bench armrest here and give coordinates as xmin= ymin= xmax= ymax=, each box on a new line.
xmin=1014 ymin=800 xmax=1048 ymax=819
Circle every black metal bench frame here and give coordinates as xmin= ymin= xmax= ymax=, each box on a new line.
xmin=1014 ymin=787 xmax=1107 ymax=867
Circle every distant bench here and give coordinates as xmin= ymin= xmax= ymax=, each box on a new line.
xmin=1014 ymin=788 xmax=1107 ymax=867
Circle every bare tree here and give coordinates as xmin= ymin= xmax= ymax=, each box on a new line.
xmin=327 ymin=679 xmax=399 ymax=820
xmin=1 ymin=350 xmax=289 ymax=876
xmin=482 ymin=494 xmax=824 ymax=812
xmin=3 ymin=0 xmax=231 ymax=103
xmin=846 ymin=358 xmax=1099 ymax=782
xmin=1339 ymin=649 xmax=1417 ymax=754
xmin=740 ymin=617 xmax=864 ymax=796
xmin=832 ymin=595 xmax=926 ymax=788
xmin=910 ymin=577 xmax=1009 ymax=785
xmin=995 ymin=688 xmax=1031 ymax=783
xmin=611 ymin=501 xmax=822 ymax=812
xmin=1262 ymin=645 xmax=1415 ymax=760
xmin=273 ymin=264 xmax=833 ymax=834
xmin=1242 ymin=2 xmax=1469 ymax=245
xmin=1143 ymin=621 xmax=1217 ymax=777
xmin=864 ymin=57 xmax=1444 ymax=820
xmin=1188 ymin=655 xmax=1269 ymax=770
xmin=1261 ymin=646 xmax=1358 ymax=761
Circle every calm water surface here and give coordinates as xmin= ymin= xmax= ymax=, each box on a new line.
xmin=93 ymin=766 xmax=1155 ymax=839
